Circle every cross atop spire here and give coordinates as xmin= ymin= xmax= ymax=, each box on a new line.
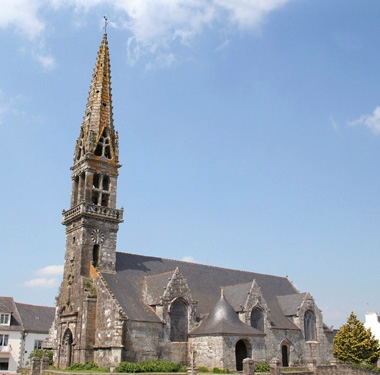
xmin=103 ymin=16 xmax=108 ymax=34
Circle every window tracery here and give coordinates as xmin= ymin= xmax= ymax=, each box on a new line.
xmin=304 ymin=310 xmax=316 ymax=341
xmin=170 ymin=298 xmax=188 ymax=342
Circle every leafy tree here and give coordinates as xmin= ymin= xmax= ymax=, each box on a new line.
xmin=333 ymin=312 xmax=380 ymax=365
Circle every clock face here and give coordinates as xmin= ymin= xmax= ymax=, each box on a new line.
xmin=91 ymin=229 xmax=105 ymax=244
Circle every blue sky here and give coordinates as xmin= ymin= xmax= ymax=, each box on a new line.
xmin=1 ymin=0 xmax=380 ymax=329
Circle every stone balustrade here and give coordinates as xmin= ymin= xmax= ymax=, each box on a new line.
xmin=62 ymin=203 xmax=124 ymax=224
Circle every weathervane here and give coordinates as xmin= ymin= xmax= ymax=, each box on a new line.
xmin=103 ymin=15 xmax=108 ymax=33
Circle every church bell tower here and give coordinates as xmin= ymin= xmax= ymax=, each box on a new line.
xmin=50 ymin=32 xmax=123 ymax=367
xmin=62 ymin=31 xmax=123 ymax=280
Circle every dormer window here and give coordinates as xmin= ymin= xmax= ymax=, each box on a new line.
xmin=0 ymin=314 xmax=10 ymax=325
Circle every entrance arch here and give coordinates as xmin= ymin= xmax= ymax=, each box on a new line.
xmin=235 ymin=340 xmax=247 ymax=371
xmin=61 ymin=329 xmax=73 ymax=368
xmin=281 ymin=345 xmax=289 ymax=367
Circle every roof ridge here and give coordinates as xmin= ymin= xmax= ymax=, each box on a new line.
xmin=117 ymin=251 xmax=290 ymax=281
xmin=15 ymin=302 xmax=54 ymax=308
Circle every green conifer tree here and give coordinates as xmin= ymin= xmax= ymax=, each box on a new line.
xmin=333 ymin=312 xmax=380 ymax=365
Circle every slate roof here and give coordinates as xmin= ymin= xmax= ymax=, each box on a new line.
xmin=190 ymin=294 xmax=264 ymax=336
xmin=0 ymin=297 xmax=22 ymax=331
xmin=101 ymin=252 xmax=301 ymax=330
xmin=277 ymin=293 xmax=307 ymax=316
xmin=15 ymin=303 xmax=55 ymax=333
xmin=223 ymin=282 xmax=252 ymax=311
xmin=144 ymin=270 xmax=177 ymax=305
xmin=0 ymin=297 xmax=54 ymax=333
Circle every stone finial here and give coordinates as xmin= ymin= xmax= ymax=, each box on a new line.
xmin=242 ymin=358 xmax=255 ymax=375
xmin=41 ymin=350 xmax=50 ymax=371
xmin=270 ymin=358 xmax=280 ymax=375
xmin=30 ymin=351 xmax=41 ymax=375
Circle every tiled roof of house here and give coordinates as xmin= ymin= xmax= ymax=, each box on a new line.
xmin=15 ymin=303 xmax=55 ymax=333
xmin=102 ymin=252 xmax=302 ymax=330
xmin=0 ymin=297 xmax=54 ymax=333
xmin=0 ymin=296 xmax=22 ymax=331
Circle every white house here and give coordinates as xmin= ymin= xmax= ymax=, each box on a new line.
xmin=365 ymin=312 xmax=380 ymax=342
xmin=0 ymin=297 xmax=55 ymax=373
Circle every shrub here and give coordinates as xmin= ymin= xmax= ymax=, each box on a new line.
xmin=255 ymin=363 xmax=270 ymax=373
xmin=198 ymin=366 xmax=209 ymax=373
xmin=141 ymin=360 xmax=182 ymax=373
xmin=67 ymin=361 xmax=100 ymax=371
xmin=212 ymin=368 xmax=229 ymax=374
xmin=115 ymin=360 xmax=182 ymax=373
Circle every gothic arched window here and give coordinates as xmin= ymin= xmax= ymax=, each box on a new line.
xmin=92 ymin=245 xmax=99 ymax=268
xmin=170 ymin=299 xmax=188 ymax=342
xmin=250 ymin=308 xmax=264 ymax=331
xmin=95 ymin=128 xmax=111 ymax=159
xmin=304 ymin=310 xmax=316 ymax=341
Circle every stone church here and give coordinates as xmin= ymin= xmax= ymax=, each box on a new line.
xmin=45 ymin=33 xmax=334 ymax=371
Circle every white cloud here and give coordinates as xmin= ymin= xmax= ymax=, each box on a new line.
xmin=32 ymin=51 xmax=56 ymax=69
xmin=0 ymin=91 xmax=25 ymax=125
xmin=35 ymin=265 xmax=64 ymax=276
xmin=0 ymin=0 xmax=45 ymax=40
xmin=0 ymin=0 xmax=55 ymax=68
xmin=330 ymin=115 xmax=338 ymax=132
xmin=215 ymin=0 xmax=291 ymax=30
xmin=182 ymin=255 xmax=196 ymax=263
xmin=215 ymin=39 xmax=230 ymax=52
xmin=0 ymin=0 xmax=293 ymax=67
xmin=24 ymin=277 xmax=59 ymax=288
xmin=349 ymin=106 xmax=380 ymax=134
xmin=23 ymin=265 xmax=63 ymax=288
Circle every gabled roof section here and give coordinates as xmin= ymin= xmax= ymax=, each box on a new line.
xmin=143 ymin=270 xmax=176 ymax=305
xmin=223 ymin=282 xmax=252 ymax=311
xmin=0 ymin=297 xmax=22 ymax=331
xmin=277 ymin=293 xmax=307 ymax=317
xmin=190 ymin=293 xmax=263 ymax=336
xmin=15 ymin=303 xmax=55 ymax=333
xmin=101 ymin=252 xmax=301 ymax=329
xmin=74 ymin=33 xmax=119 ymax=165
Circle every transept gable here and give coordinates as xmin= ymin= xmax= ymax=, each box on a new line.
xmin=223 ymin=280 xmax=268 ymax=313
xmin=277 ymin=292 xmax=307 ymax=317
xmin=143 ymin=267 xmax=194 ymax=306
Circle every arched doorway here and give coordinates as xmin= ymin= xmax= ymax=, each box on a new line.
xmin=235 ymin=340 xmax=247 ymax=371
xmin=61 ymin=329 xmax=73 ymax=368
xmin=281 ymin=345 xmax=289 ymax=367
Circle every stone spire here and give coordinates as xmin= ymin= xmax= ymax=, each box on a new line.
xmin=74 ymin=32 xmax=119 ymax=167
xmin=62 ymin=32 xmax=123 ymax=276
